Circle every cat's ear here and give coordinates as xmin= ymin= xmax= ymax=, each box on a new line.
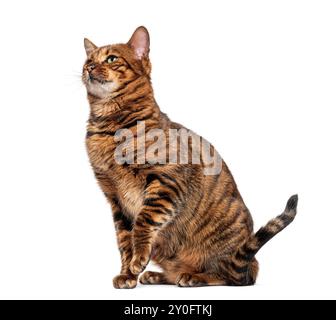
xmin=127 ymin=26 xmax=150 ymax=60
xmin=84 ymin=38 xmax=97 ymax=56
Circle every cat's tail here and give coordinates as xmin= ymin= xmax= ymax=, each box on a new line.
xmin=230 ymin=194 xmax=298 ymax=284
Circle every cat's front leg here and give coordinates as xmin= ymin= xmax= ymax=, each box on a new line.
xmin=110 ymin=197 xmax=138 ymax=289
xmin=94 ymin=172 xmax=137 ymax=288
xmin=130 ymin=173 xmax=180 ymax=275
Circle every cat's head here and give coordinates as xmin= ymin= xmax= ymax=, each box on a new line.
xmin=82 ymin=26 xmax=151 ymax=99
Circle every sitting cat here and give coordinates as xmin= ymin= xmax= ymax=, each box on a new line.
xmin=83 ymin=26 xmax=298 ymax=289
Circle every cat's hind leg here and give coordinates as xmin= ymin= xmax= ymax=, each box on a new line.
xmin=176 ymin=272 xmax=227 ymax=287
xmin=139 ymin=271 xmax=173 ymax=285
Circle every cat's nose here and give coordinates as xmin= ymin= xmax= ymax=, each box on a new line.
xmin=87 ymin=63 xmax=96 ymax=72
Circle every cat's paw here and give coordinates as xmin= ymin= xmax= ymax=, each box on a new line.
xmin=113 ymin=274 xmax=137 ymax=289
xmin=140 ymin=271 xmax=166 ymax=285
xmin=176 ymin=273 xmax=203 ymax=287
xmin=129 ymin=254 xmax=149 ymax=275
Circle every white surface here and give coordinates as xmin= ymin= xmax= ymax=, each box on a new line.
xmin=0 ymin=0 xmax=335 ymax=300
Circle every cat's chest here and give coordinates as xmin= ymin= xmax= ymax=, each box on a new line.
xmin=86 ymin=134 xmax=117 ymax=172
xmin=86 ymin=134 xmax=145 ymax=217
xmin=116 ymin=178 xmax=145 ymax=218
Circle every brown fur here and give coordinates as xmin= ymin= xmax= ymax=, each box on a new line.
xmin=82 ymin=27 xmax=298 ymax=289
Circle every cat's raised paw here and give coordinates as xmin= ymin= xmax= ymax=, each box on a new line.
xmin=113 ymin=274 xmax=137 ymax=289
xmin=130 ymin=254 xmax=149 ymax=275
xmin=176 ymin=273 xmax=203 ymax=287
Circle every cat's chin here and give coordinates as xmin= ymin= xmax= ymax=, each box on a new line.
xmin=86 ymin=81 xmax=116 ymax=99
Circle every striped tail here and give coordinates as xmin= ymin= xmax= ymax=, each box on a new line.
xmin=230 ymin=194 xmax=298 ymax=285
xmin=241 ymin=194 xmax=298 ymax=259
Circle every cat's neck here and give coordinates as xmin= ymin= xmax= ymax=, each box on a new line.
xmin=87 ymin=76 xmax=160 ymax=131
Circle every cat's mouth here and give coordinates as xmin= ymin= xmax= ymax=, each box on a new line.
xmin=88 ymin=76 xmax=112 ymax=85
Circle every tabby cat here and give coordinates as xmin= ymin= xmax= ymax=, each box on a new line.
xmin=82 ymin=26 xmax=298 ymax=289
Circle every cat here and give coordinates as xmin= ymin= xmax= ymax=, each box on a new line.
xmin=82 ymin=26 xmax=298 ymax=289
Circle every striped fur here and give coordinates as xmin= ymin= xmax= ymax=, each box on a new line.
xmin=82 ymin=27 xmax=298 ymax=289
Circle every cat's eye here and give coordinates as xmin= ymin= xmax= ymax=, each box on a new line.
xmin=106 ymin=55 xmax=118 ymax=64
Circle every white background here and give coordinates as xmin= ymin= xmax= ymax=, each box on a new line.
xmin=0 ymin=0 xmax=335 ymax=300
